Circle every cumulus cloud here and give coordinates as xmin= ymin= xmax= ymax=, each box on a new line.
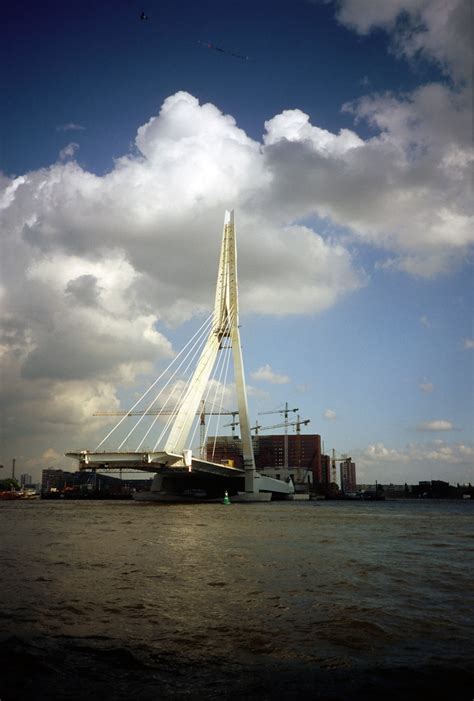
xmin=417 ymin=419 xmax=455 ymax=431
xmin=324 ymin=408 xmax=337 ymax=420
xmin=251 ymin=364 xmax=290 ymax=384
xmin=331 ymin=0 xmax=471 ymax=84
xmin=303 ymin=1 xmax=473 ymax=276
xmin=59 ymin=142 xmax=80 ymax=161
xmin=355 ymin=439 xmax=474 ymax=483
xmin=364 ymin=440 xmax=471 ymax=462
xmin=262 ymin=83 xmax=472 ymax=276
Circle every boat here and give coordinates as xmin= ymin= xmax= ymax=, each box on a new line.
xmin=0 ymin=490 xmax=24 ymax=500
xmin=0 ymin=489 xmax=39 ymax=500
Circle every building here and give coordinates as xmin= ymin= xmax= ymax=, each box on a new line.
xmin=41 ymin=468 xmax=75 ymax=494
xmin=340 ymin=460 xmax=357 ymax=493
xmin=41 ymin=468 xmax=151 ymax=498
xmin=20 ymin=473 xmax=33 ymax=487
xmin=206 ymin=433 xmax=322 ymax=489
xmin=320 ymin=455 xmax=331 ymax=485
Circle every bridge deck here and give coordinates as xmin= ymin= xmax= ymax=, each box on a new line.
xmin=65 ymin=450 xmax=245 ymax=477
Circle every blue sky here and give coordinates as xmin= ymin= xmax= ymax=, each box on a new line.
xmin=1 ymin=0 xmax=472 ymax=485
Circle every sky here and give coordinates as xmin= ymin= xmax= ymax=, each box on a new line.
xmin=0 ymin=0 xmax=473 ymax=486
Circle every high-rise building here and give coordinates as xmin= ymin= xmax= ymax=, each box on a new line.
xmin=41 ymin=468 xmax=74 ymax=494
xmin=320 ymin=455 xmax=331 ymax=485
xmin=20 ymin=473 xmax=32 ymax=487
xmin=340 ymin=460 xmax=357 ymax=493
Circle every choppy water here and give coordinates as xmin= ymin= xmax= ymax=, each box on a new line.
xmin=1 ymin=499 xmax=473 ymax=700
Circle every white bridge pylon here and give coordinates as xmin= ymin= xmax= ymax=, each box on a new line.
xmin=66 ymin=211 xmax=293 ymax=498
xmin=163 ymin=210 xmax=255 ymax=489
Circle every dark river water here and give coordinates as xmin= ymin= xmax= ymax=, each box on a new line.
xmin=1 ymin=499 xmax=473 ymax=700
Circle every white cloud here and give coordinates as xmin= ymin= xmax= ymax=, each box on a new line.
xmin=417 ymin=419 xmax=454 ymax=431
xmin=263 ymin=82 xmax=472 ymax=277
xmin=59 ymin=142 xmax=80 ymax=161
xmin=419 ymin=382 xmax=434 ymax=393
xmin=464 ymin=339 xmax=474 ymax=349
xmin=355 ymin=440 xmax=474 ymax=484
xmin=420 ymin=315 xmax=431 ymax=327
xmin=363 ymin=440 xmax=472 ymax=465
xmin=324 ymin=408 xmax=337 ymax=420
xmin=251 ymin=364 xmax=290 ymax=384
xmin=56 ymin=123 xmax=85 ymax=132
xmin=332 ymin=0 xmax=471 ymax=83
xmin=264 ymin=109 xmax=363 ymax=154
xmin=303 ymin=1 xmax=473 ymax=276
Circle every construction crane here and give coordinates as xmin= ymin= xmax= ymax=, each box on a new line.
xmin=258 ymin=402 xmax=299 ymax=422
xmin=93 ymin=405 xmax=237 ymax=418
xmin=258 ymin=403 xmax=299 ymax=468
xmin=223 ymin=412 xmax=240 ymax=439
xmin=93 ymin=401 xmax=238 ymax=460
xmin=225 ymin=412 xmax=310 ymax=469
xmin=331 ymin=449 xmax=351 ymax=486
xmin=253 ymin=410 xmax=310 ymax=469
xmin=251 ymin=417 xmax=310 ymax=434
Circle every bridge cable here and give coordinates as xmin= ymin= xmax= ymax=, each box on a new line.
xmin=120 ymin=312 xmax=214 ymax=450
xmin=189 ymin=304 xmax=235 ymax=454
xmin=207 ymin=307 xmax=235 ymax=460
xmin=117 ymin=313 xmax=214 ymax=450
xmin=147 ymin=320 xmax=222 ymax=451
xmin=138 ymin=319 xmax=215 ymax=451
xmin=153 ymin=308 xmax=232 ymax=453
xmin=95 ymin=310 xmax=214 ymax=450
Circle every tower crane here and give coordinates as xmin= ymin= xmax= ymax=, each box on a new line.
xmin=258 ymin=403 xmax=299 ymax=469
xmin=254 ymin=410 xmax=309 ymax=469
xmin=225 ymin=413 xmax=310 ymax=469
xmin=226 ymin=416 xmax=309 ymax=437
xmin=331 ymin=449 xmax=351 ymax=486
xmin=93 ymin=401 xmax=238 ymax=459
xmin=251 ymin=417 xmax=310 ymax=434
xmin=258 ymin=402 xmax=299 ymax=422
xmin=222 ymin=412 xmax=240 ymax=439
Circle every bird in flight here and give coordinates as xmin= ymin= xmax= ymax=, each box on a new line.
xmin=198 ymin=40 xmax=249 ymax=61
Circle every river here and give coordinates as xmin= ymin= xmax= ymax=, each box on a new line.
xmin=1 ymin=499 xmax=473 ymax=699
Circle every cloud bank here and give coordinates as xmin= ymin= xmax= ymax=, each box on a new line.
xmin=355 ymin=440 xmax=473 ymax=484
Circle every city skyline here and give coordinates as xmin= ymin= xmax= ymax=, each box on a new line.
xmin=1 ymin=0 xmax=472 ymax=485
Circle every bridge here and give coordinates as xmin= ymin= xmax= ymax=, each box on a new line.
xmin=66 ymin=211 xmax=294 ymax=502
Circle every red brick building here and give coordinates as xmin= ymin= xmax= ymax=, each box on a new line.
xmin=206 ymin=433 xmax=322 ymax=485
